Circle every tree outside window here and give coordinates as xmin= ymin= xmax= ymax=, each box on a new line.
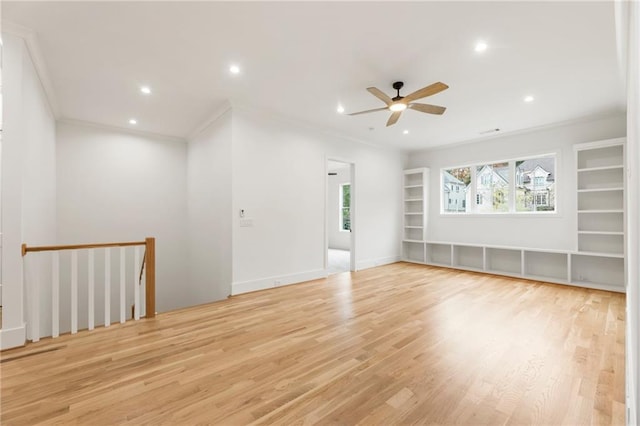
xmin=340 ymin=183 xmax=351 ymax=231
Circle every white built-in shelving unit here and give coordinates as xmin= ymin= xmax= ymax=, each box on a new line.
xmin=402 ymin=168 xmax=428 ymax=263
xmin=573 ymin=138 xmax=625 ymax=290
xmin=400 ymin=137 xmax=626 ymax=293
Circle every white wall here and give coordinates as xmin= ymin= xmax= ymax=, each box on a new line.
xmin=1 ymin=33 xmax=57 ymax=349
xmin=187 ymin=109 xmax=233 ymax=303
xmin=56 ymin=122 xmax=189 ymax=314
xmin=231 ymin=109 xmax=406 ymax=294
xmin=327 ymin=167 xmax=351 ymax=250
xmin=625 ymin=1 xmax=640 ymax=424
xmin=407 ymin=114 xmax=626 ymax=250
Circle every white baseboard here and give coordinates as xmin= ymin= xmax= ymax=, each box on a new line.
xmin=232 ymin=269 xmax=328 ymax=295
xmin=0 ymin=323 xmax=26 ymax=350
xmin=355 ymin=255 xmax=401 ymax=271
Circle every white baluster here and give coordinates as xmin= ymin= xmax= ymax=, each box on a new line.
xmin=105 ymin=249 xmax=111 ymax=327
xmin=120 ymin=247 xmax=125 ymax=323
xmin=30 ymin=255 xmax=40 ymax=342
xmin=52 ymin=252 xmax=60 ymax=338
xmin=134 ymin=246 xmax=140 ymax=320
xmin=71 ymin=250 xmax=78 ymax=334
xmin=88 ymin=249 xmax=95 ymax=330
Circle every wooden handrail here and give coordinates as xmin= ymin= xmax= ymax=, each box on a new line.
xmin=21 ymin=237 xmax=156 ymax=319
xmin=22 ymin=241 xmax=146 ymax=256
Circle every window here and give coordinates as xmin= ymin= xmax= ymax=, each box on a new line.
xmin=516 ymin=156 xmax=555 ymax=212
xmin=442 ymin=167 xmax=470 ymax=213
xmin=475 ymin=162 xmax=509 ymax=213
xmin=340 ymin=183 xmax=351 ymax=231
xmin=441 ymin=154 xmax=556 ymax=214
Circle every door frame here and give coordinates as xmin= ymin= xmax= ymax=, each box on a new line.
xmin=325 ymin=157 xmax=355 ymax=272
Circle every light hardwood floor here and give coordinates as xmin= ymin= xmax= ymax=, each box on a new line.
xmin=0 ymin=263 xmax=625 ymax=425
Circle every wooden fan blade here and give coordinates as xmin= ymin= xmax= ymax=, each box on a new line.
xmin=403 ymin=82 xmax=449 ymax=103
xmin=367 ymin=87 xmax=393 ymax=106
xmin=347 ymin=107 xmax=389 ymax=116
xmin=386 ymin=111 xmax=402 ymax=127
xmin=408 ymin=103 xmax=446 ymax=115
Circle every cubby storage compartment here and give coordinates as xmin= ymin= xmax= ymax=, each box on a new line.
xmin=577 ymin=167 xmax=623 ymax=190
xmin=404 ymin=186 xmax=423 ymax=200
xmin=452 ymin=245 xmax=483 ymax=270
xmin=427 ymin=243 xmax=452 ymax=266
xmin=577 ymin=144 xmax=623 ymax=169
xmin=404 ymin=173 xmax=423 ymax=187
xmin=571 ymin=254 xmax=624 ymax=289
xmin=403 ymin=241 xmax=425 ymax=263
xmin=404 ymin=227 xmax=424 ymax=241
xmin=578 ymin=211 xmax=624 ymax=233
xmin=577 ymin=189 xmax=623 ymax=211
xmin=524 ymin=251 xmax=568 ymax=281
xmin=486 ymin=248 xmax=521 ymax=275
xmin=404 ymin=214 xmax=423 ymax=227
xmin=578 ymin=233 xmax=624 ymax=255
xmin=404 ymin=202 xmax=423 ymax=214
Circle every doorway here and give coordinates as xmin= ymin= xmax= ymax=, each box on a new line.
xmin=326 ymin=160 xmax=355 ymax=274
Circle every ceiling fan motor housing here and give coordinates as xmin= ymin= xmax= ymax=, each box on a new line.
xmin=392 ymin=81 xmax=405 ymax=101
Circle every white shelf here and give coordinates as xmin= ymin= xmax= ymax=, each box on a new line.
xmin=577 ymin=187 xmax=623 ymax=193
xmin=578 ymin=209 xmax=624 ymax=214
xmin=578 ymin=230 xmax=624 ymax=235
xmin=577 ymin=165 xmax=624 ymax=173
xmin=403 ymin=240 xmax=625 ymax=292
xmin=572 ymin=251 xmax=624 ymax=258
xmin=402 ymin=168 xmax=428 ymax=259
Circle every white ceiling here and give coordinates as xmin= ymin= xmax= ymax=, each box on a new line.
xmin=2 ymin=1 xmax=626 ymax=151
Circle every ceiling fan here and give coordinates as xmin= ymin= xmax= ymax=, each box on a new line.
xmin=348 ymin=81 xmax=448 ymax=127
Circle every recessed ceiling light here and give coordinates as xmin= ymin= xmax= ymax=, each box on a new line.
xmin=140 ymin=86 xmax=151 ymax=95
xmin=475 ymin=41 xmax=488 ymax=52
xmin=337 ymin=104 xmax=345 ymax=114
xmin=229 ymin=65 xmax=240 ymax=75
xmin=129 ymin=119 xmax=137 ymax=125
xmin=403 ymin=130 xmax=409 ymax=135
xmin=524 ymin=95 xmax=534 ymax=103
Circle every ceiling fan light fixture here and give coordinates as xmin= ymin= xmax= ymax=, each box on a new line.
xmin=389 ymin=102 xmax=407 ymax=112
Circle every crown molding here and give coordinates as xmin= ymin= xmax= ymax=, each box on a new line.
xmin=2 ymin=20 xmax=61 ymax=119
xmin=186 ymin=100 xmax=233 ymax=140
xmin=58 ymin=118 xmax=186 ymax=143
xmin=410 ymin=109 xmax=626 ymax=154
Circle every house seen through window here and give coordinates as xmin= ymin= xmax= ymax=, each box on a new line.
xmin=340 ymin=183 xmax=351 ymax=231
xmin=441 ymin=154 xmax=556 ymax=214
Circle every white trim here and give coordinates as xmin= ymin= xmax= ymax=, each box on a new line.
xmin=231 ymin=269 xmax=327 ymax=295
xmin=58 ymin=118 xmax=186 ymax=143
xmin=186 ymin=100 xmax=232 ymax=140
xmin=410 ymin=110 xmax=626 ymax=154
xmin=355 ymin=255 xmax=401 ymax=271
xmin=2 ymin=21 xmax=60 ymax=118
xmin=0 ymin=324 xmax=27 ymax=350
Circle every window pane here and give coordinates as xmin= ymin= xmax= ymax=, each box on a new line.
xmin=340 ymin=184 xmax=351 ymax=230
xmin=442 ymin=167 xmax=470 ymax=212
xmin=515 ymin=156 xmax=555 ymax=212
xmin=475 ymin=162 xmax=509 ymax=213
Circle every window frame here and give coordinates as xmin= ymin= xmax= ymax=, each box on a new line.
xmin=440 ymin=152 xmax=558 ymax=216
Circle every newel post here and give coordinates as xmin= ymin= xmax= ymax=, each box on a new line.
xmin=145 ymin=237 xmax=156 ymax=318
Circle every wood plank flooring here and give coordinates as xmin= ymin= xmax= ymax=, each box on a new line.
xmin=0 ymin=263 xmax=626 ymax=425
